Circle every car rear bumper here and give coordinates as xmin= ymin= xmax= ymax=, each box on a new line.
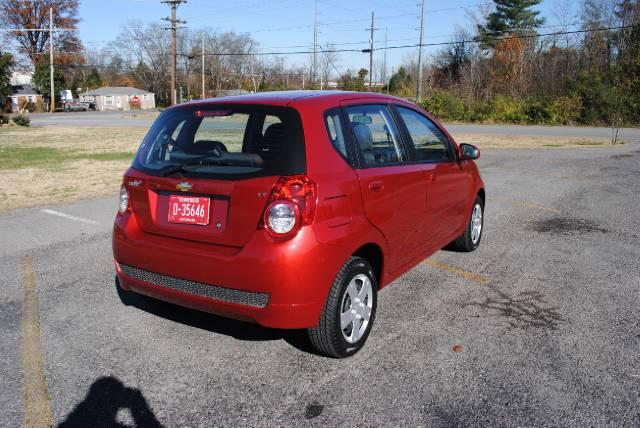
xmin=112 ymin=212 xmax=347 ymax=329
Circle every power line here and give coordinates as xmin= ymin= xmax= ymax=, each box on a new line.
xmin=195 ymin=25 xmax=634 ymax=56
xmin=30 ymin=25 xmax=633 ymax=64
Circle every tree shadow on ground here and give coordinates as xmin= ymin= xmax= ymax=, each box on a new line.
xmin=115 ymin=277 xmax=318 ymax=355
xmin=463 ymin=287 xmax=563 ymax=330
xmin=58 ymin=376 xmax=161 ymax=427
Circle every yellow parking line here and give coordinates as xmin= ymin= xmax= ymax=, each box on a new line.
xmin=492 ymin=196 xmax=562 ymax=213
xmin=20 ymin=256 xmax=53 ymax=428
xmin=422 ymin=259 xmax=489 ymax=284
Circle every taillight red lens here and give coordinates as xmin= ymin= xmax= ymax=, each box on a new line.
xmin=261 ymin=175 xmax=317 ymax=238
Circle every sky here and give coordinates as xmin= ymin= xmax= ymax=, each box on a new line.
xmin=74 ymin=0 xmax=578 ymax=77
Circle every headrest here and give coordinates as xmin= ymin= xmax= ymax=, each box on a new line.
xmin=352 ymin=122 xmax=373 ymax=150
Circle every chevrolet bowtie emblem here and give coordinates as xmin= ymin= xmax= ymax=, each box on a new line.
xmin=176 ymin=182 xmax=193 ymax=192
xmin=128 ymin=179 xmax=142 ymax=187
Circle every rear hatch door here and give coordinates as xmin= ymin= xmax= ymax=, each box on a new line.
xmin=125 ymin=103 xmax=305 ymax=248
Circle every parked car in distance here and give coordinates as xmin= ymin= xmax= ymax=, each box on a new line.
xmin=112 ymin=91 xmax=485 ymax=358
xmin=63 ymin=101 xmax=87 ymax=112
xmin=82 ymin=101 xmax=96 ymax=111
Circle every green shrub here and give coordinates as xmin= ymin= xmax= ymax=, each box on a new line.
xmin=463 ymin=101 xmax=492 ymax=122
xmin=12 ymin=114 xmax=30 ymax=127
xmin=419 ymin=91 xmax=591 ymax=125
xmin=420 ymin=91 xmax=466 ymax=121
xmin=0 ymin=113 xmax=8 ymax=124
xmin=547 ymin=96 xmax=582 ymax=125
xmin=525 ymin=99 xmax=551 ymax=123
xmin=490 ymin=96 xmax=527 ymax=123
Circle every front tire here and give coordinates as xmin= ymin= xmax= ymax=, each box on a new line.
xmin=450 ymin=196 xmax=484 ymax=252
xmin=308 ymin=257 xmax=377 ymax=358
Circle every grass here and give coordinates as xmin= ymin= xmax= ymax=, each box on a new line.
xmin=0 ymin=126 xmax=145 ymax=213
xmin=451 ymin=134 xmax=612 ymax=149
xmin=0 ymin=146 xmax=135 ymax=170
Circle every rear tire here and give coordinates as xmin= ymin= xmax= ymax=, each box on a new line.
xmin=449 ymin=196 xmax=484 ymax=252
xmin=308 ymin=257 xmax=377 ymax=358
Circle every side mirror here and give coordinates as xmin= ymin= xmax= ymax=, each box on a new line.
xmin=459 ymin=143 xmax=480 ymax=160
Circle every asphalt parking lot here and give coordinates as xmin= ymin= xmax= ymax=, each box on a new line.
xmin=1 ymin=143 xmax=639 ymax=426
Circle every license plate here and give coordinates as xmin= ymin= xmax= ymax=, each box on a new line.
xmin=168 ymin=195 xmax=210 ymax=225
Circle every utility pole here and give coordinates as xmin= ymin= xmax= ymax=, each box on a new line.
xmin=368 ymin=12 xmax=375 ymax=91
xmin=162 ymin=0 xmax=187 ymax=105
xmin=383 ymin=27 xmax=388 ymax=94
xmin=49 ymin=7 xmax=54 ymax=112
xmin=201 ymin=32 xmax=205 ymax=99
xmin=312 ymin=0 xmax=318 ymax=88
xmin=416 ymin=0 xmax=425 ymax=102
xmin=281 ymin=57 xmax=285 ymax=88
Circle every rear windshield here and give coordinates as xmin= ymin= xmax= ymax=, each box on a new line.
xmin=132 ymin=104 xmax=305 ymax=179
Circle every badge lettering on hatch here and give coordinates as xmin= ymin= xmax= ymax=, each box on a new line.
xmin=176 ymin=182 xmax=193 ymax=192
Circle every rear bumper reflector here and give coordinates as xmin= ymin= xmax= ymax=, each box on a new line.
xmin=118 ymin=263 xmax=269 ymax=308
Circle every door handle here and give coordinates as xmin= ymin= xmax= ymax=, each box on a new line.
xmin=369 ymin=181 xmax=384 ymax=192
xmin=427 ymin=173 xmax=436 ymax=182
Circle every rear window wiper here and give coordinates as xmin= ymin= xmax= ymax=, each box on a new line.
xmin=160 ymin=153 xmax=263 ymax=176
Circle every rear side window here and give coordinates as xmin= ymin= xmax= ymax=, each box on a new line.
xmin=396 ymin=106 xmax=452 ymax=162
xmin=133 ymin=105 xmax=304 ymax=179
xmin=345 ymin=104 xmax=406 ymax=167
xmin=324 ymin=108 xmax=348 ymax=159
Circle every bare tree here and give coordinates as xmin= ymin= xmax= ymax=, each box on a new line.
xmin=113 ymin=22 xmax=171 ymax=103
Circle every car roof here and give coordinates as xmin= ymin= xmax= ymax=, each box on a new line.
xmin=178 ymin=90 xmax=412 ymax=109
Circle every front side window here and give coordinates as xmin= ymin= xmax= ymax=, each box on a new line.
xmin=345 ymin=104 xmax=406 ymax=167
xmin=396 ymin=106 xmax=452 ymax=162
xmin=133 ymin=105 xmax=305 ymax=179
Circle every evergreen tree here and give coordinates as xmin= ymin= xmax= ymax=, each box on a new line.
xmin=478 ymin=0 xmax=546 ymax=49
xmin=614 ymin=21 xmax=640 ymax=123
xmin=32 ymin=54 xmax=65 ymax=100
xmin=0 ymin=51 xmax=13 ymax=98
xmin=388 ymin=67 xmax=412 ymax=94
xmin=71 ymin=67 xmax=102 ymax=96
xmin=87 ymin=67 xmax=102 ymax=89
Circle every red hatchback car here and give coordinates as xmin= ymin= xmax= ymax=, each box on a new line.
xmin=113 ymin=91 xmax=485 ymax=358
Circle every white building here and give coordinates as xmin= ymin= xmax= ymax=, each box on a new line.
xmin=10 ymin=71 xmax=33 ymax=86
xmin=5 ymin=84 xmax=43 ymax=113
xmin=79 ymin=86 xmax=156 ymax=111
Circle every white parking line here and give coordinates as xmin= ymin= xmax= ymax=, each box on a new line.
xmin=41 ymin=209 xmax=99 ymax=225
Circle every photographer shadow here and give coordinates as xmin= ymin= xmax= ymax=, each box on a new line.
xmin=58 ymin=376 xmax=161 ymax=428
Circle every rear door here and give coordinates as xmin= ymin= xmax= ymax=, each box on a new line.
xmin=393 ymin=105 xmax=473 ymax=246
xmin=341 ymin=102 xmax=427 ymax=273
xmin=126 ymin=104 xmax=305 ymax=248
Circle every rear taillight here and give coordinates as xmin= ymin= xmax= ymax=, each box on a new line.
xmin=261 ymin=175 xmax=317 ymax=239
xmin=118 ymin=185 xmax=130 ymax=214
